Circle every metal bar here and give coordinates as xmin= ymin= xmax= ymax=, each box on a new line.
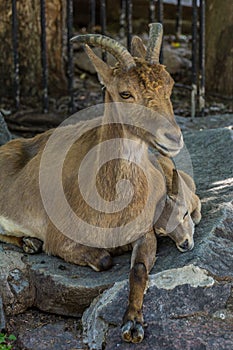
xmin=176 ymin=0 xmax=182 ymax=37
xmin=12 ymin=0 xmax=20 ymax=109
xmin=126 ymin=0 xmax=133 ymax=52
xmin=67 ymin=0 xmax=74 ymax=112
xmin=207 ymin=92 xmax=233 ymax=101
xmin=157 ymin=0 xmax=164 ymax=23
xmin=199 ymin=0 xmax=205 ymax=116
xmin=100 ymin=0 xmax=107 ymax=61
xmin=157 ymin=0 xmax=164 ymax=62
xmin=89 ymin=0 xmax=96 ymax=31
xmin=175 ymin=83 xmax=192 ymax=91
xmin=40 ymin=0 xmax=49 ymax=113
xmin=191 ymin=0 xmax=198 ymax=119
xmin=120 ymin=0 xmax=126 ymax=39
xmin=149 ymin=0 xmax=155 ymax=23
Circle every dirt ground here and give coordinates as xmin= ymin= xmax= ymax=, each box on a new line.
xmin=5 ymin=309 xmax=87 ymax=350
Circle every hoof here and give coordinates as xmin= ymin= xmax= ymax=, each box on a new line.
xmin=121 ymin=320 xmax=144 ymax=343
xmin=88 ymin=254 xmax=113 ymax=272
xmin=98 ymin=255 xmax=113 ymax=271
xmin=22 ymin=237 xmax=43 ymax=254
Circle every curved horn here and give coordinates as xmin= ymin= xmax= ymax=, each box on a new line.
xmin=71 ymin=34 xmax=136 ymax=71
xmin=146 ymin=23 xmax=163 ymax=64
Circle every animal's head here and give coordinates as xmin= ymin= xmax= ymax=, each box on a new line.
xmin=71 ymin=23 xmax=183 ymax=157
xmin=154 ymin=168 xmax=195 ymax=252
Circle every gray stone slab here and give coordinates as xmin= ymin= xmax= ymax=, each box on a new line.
xmin=24 ymin=253 xmax=130 ymax=316
xmin=0 ymin=126 xmax=232 ymax=349
xmin=0 ymin=247 xmax=35 ymax=315
xmin=0 ymin=112 xmax=12 ymax=146
xmin=0 ymin=296 xmax=5 ymax=331
xmin=176 ymin=113 xmax=233 ymax=131
xmin=82 ymin=127 xmax=233 ymax=349
xmin=83 ymin=266 xmax=233 ymax=350
xmin=0 ymin=243 xmax=130 ymax=317
xmin=151 ymin=127 xmax=233 ymax=277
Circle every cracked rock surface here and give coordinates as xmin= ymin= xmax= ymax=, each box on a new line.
xmin=83 ymin=266 xmax=233 ymax=350
xmin=0 ymin=112 xmax=12 ymax=146
xmin=0 ymin=120 xmax=232 ymax=349
xmin=82 ymin=127 xmax=233 ymax=349
xmin=0 ymin=296 xmax=5 ymax=331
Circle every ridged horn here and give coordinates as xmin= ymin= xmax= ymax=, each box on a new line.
xmin=146 ymin=23 xmax=163 ymax=64
xmin=71 ymin=34 xmax=136 ymax=71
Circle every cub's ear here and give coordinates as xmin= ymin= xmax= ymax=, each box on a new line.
xmin=84 ymin=44 xmax=113 ymax=85
xmin=131 ymin=36 xmax=146 ymax=58
xmin=168 ymin=169 xmax=179 ymax=197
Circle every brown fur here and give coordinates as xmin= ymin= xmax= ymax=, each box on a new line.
xmin=0 ymin=35 xmax=185 ymax=343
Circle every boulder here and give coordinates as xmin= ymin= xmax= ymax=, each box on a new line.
xmin=74 ymin=47 xmax=117 ymax=75
xmin=0 ymin=247 xmax=35 ymax=315
xmin=0 ymin=246 xmax=130 ymax=317
xmin=0 ymin=296 xmax=5 ymax=331
xmin=24 ymin=253 xmax=130 ymax=316
xmin=82 ymin=127 xmax=233 ymax=349
xmin=73 ymin=43 xmax=191 ymax=76
xmin=0 ymin=112 xmax=12 ymax=145
xmin=0 ymin=125 xmax=232 ymax=348
xmin=83 ymin=265 xmax=233 ymax=350
xmin=163 ymin=45 xmax=191 ymax=74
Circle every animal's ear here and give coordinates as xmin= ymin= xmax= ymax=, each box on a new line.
xmin=84 ymin=44 xmax=113 ymax=85
xmin=171 ymin=169 xmax=179 ymax=196
xmin=131 ymin=36 xmax=146 ymax=58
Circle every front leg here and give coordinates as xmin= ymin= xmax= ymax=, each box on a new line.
xmin=0 ymin=233 xmax=23 ymax=247
xmin=121 ymin=229 xmax=157 ymax=343
xmin=0 ymin=232 xmax=43 ymax=254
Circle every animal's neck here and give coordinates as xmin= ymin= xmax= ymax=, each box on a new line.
xmin=96 ymin=92 xmax=126 ymax=143
xmin=93 ymin=94 xmax=150 ymax=182
xmin=100 ymin=91 xmax=146 ymax=144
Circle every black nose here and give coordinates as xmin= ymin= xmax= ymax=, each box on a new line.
xmin=164 ymin=132 xmax=182 ymax=144
xmin=179 ymin=239 xmax=189 ymax=251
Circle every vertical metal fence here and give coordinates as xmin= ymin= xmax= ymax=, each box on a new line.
xmin=40 ymin=0 xmax=49 ymax=113
xmin=11 ymin=0 xmax=20 ymax=110
xmin=67 ymin=0 xmax=74 ymax=113
xmin=9 ymin=0 xmax=205 ymax=117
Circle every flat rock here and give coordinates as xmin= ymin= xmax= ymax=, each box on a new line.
xmin=83 ymin=265 xmax=233 ymax=350
xmin=0 ymin=296 xmax=5 ymax=331
xmin=0 ymin=247 xmax=35 ymax=315
xmin=82 ymin=127 xmax=233 ymax=349
xmin=0 ymin=112 xmax=12 ymax=145
xmin=176 ymin=114 xmax=233 ymax=132
xmin=24 ymin=252 xmax=130 ymax=316
xmin=152 ymin=127 xmax=233 ymax=277
xmin=0 ymin=245 xmax=130 ymax=317
xmin=0 ymin=125 xmax=232 ymax=348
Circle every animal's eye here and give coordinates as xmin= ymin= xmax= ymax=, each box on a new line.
xmin=119 ymin=91 xmax=132 ymax=99
xmin=183 ymin=211 xmax=188 ymax=219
